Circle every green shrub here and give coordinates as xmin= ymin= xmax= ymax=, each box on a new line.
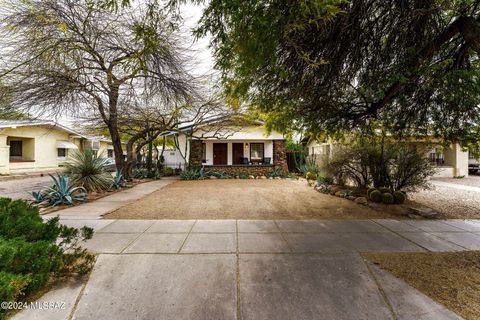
xmin=367 ymin=187 xmax=378 ymax=197
xmin=393 ymin=191 xmax=406 ymax=204
xmin=163 ymin=167 xmax=174 ymax=176
xmin=369 ymin=190 xmax=382 ymax=203
xmin=324 ymin=135 xmax=436 ymax=191
xmin=0 ymin=198 xmax=60 ymax=241
xmin=316 ymin=175 xmax=332 ymax=186
xmin=378 ymin=187 xmax=392 ymax=194
xmin=0 ymin=272 xmax=31 ymax=310
xmin=133 ymin=168 xmax=149 ymax=179
xmin=180 ymin=167 xmax=202 ymax=180
xmin=45 ymin=174 xmax=88 ymax=206
xmin=237 ymin=172 xmax=250 ymax=179
xmin=111 ymin=170 xmax=126 ymax=189
xmin=267 ymin=167 xmax=287 ymax=178
xmin=382 ymin=192 xmax=395 ymax=204
xmin=0 ymin=198 xmax=94 ymax=319
xmin=305 ymin=171 xmax=317 ymax=180
xmin=64 ymin=150 xmax=113 ymax=192
xmin=298 ymin=157 xmax=321 ymax=175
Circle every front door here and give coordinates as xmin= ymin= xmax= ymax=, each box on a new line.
xmin=213 ymin=143 xmax=228 ymax=165
xmin=232 ymin=143 xmax=244 ymax=165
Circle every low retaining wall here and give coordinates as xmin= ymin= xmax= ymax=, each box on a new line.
xmin=203 ymin=165 xmax=277 ymax=176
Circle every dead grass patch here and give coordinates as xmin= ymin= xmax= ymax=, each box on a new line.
xmin=363 ymin=251 xmax=480 ymax=320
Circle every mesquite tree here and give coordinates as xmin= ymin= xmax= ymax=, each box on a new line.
xmin=0 ymin=0 xmax=197 ymax=171
xmin=82 ymin=94 xmax=232 ymax=177
xmin=191 ymin=0 xmax=480 ymax=143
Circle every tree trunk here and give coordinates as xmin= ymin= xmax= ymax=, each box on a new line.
xmin=107 ymin=84 xmax=125 ymax=173
xmin=146 ymin=133 xmax=153 ymax=174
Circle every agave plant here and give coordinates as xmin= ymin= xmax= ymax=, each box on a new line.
xmin=31 ymin=190 xmax=46 ymax=204
xmin=64 ymin=150 xmax=114 ymax=192
xmin=111 ymin=170 xmax=126 ymax=189
xmin=43 ymin=174 xmax=88 ymax=206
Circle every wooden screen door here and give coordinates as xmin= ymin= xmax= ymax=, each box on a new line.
xmin=232 ymin=143 xmax=244 ymax=165
xmin=213 ymin=143 xmax=228 ymax=165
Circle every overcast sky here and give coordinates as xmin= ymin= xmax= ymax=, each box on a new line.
xmin=55 ymin=3 xmax=216 ymax=126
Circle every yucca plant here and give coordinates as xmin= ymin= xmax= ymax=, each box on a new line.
xmin=64 ymin=150 xmax=113 ymax=192
xmin=44 ymin=174 xmax=88 ymax=206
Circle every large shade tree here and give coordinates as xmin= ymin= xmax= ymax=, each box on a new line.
xmin=0 ymin=0 xmax=199 ymax=171
xmin=189 ymin=0 xmax=480 ymax=145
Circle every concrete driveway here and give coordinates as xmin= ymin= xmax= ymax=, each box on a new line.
xmin=15 ymin=218 xmax=480 ymax=320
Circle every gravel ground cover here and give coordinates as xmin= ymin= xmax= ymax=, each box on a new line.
xmin=410 ymin=176 xmax=480 ymax=219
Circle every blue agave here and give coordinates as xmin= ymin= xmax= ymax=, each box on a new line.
xmin=44 ymin=174 xmax=88 ymax=206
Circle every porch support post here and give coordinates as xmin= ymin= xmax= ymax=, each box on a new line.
xmin=273 ymin=140 xmax=288 ymax=172
xmin=0 ymin=134 xmax=10 ymax=174
xmin=189 ymin=139 xmax=203 ymax=167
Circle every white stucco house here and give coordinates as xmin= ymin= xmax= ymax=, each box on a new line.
xmin=0 ymin=120 xmax=120 ymax=175
xmin=305 ymin=138 xmax=471 ymax=178
xmin=169 ymin=117 xmax=288 ymax=175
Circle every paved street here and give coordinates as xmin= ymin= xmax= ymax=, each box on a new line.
xmin=15 ymin=218 xmax=480 ymax=320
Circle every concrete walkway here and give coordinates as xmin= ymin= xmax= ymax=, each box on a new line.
xmin=15 ymin=218 xmax=480 ymax=320
xmin=41 ymin=179 xmax=176 ymax=220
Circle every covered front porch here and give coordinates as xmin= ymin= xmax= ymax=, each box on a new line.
xmin=189 ymin=139 xmax=288 ymax=174
xmin=202 ymin=140 xmax=274 ymax=166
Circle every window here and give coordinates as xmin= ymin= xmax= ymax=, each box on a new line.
xmin=202 ymin=143 xmax=206 ymax=162
xmin=250 ymin=143 xmax=264 ymax=161
xmin=57 ymin=148 xmax=67 ymax=157
xmin=107 ymin=149 xmax=114 ymax=158
xmin=10 ymin=140 xmax=22 ymax=158
xmin=429 ymin=148 xmax=444 ymax=166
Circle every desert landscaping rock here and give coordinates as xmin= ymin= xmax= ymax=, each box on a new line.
xmin=355 ymin=197 xmax=368 ymax=205
xmin=410 ymin=176 xmax=480 ymax=218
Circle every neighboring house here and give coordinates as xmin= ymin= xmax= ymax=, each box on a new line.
xmin=172 ymin=118 xmax=288 ymax=175
xmin=305 ymin=139 xmax=471 ymax=178
xmin=0 ymin=120 xmax=121 ymax=175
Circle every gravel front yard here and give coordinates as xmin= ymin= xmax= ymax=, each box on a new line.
xmin=410 ymin=176 xmax=480 ymax=219
xmin=106 ymin=179 xmax=403 ymax=220
xmin=0 ymin=176 xmax=51 ymax=200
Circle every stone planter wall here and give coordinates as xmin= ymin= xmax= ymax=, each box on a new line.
xmin=203 ymin=165 xmax=275 ymax=176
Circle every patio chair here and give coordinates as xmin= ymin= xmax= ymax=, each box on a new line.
xmin=262 ymin=157 xmax=271 ymax=165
